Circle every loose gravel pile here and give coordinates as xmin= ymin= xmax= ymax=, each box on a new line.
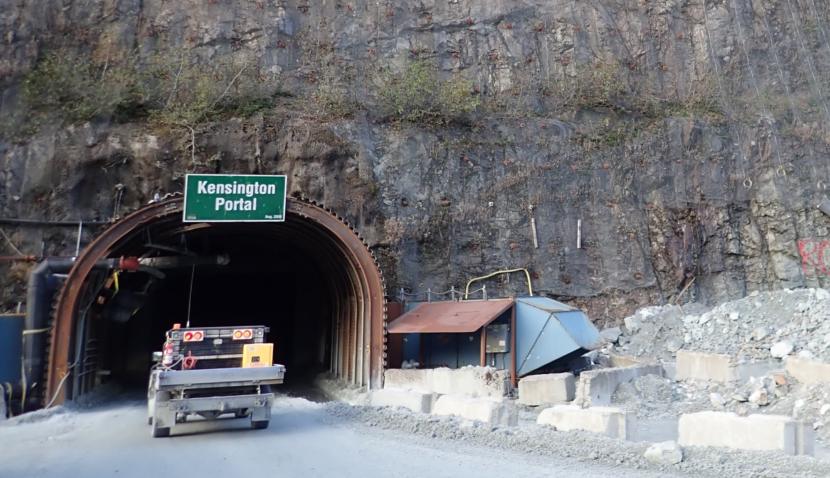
xmin=614 ymin=288 xmax=830 ymax=363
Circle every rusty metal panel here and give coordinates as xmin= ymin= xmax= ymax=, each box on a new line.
xmin=387 ymin=299 xmax=513 ymax=334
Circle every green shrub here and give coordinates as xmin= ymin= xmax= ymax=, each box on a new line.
xmin=16 ymin=48 xmax=285 ymax=134
xmin=313 ymin=77 xmax=358 ymax=118
xmin=21 ymin=50 xmax=147 ymax=123
xmin=379 ymin=60 xmax=479 ymax=124
xmin=544 ymin=61 xmax=628 ymax=110
xmin=145 ymin=54 xmax=284 ymax=127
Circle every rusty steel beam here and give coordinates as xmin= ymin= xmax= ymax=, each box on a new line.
xmin=480 ymin=327 xmax=486 ymax=367
xmin=46 ymin=197 xmax=386 ymax=405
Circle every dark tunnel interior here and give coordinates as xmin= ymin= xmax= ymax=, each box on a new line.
xmin=78 ymin=221 xmax=351 ymax=395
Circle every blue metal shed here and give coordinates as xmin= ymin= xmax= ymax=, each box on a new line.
xmin=514 ymin=297 xmax=601 ymax=376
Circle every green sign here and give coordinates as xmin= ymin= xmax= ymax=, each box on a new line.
xmin=183 ymin=174 xmax=287 ymax=222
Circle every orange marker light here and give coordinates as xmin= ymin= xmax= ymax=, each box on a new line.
xmin=232 ymin=329 xmax=252 ymax=340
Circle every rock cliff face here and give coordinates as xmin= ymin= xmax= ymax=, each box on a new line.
xmin=1 ymin=0 xmax=829 ymax=324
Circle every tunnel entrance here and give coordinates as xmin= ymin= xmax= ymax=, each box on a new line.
xmin=46 ymin=197 xmax=386 ymax=404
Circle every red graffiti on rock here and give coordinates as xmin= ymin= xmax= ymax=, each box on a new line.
xmin=798 ymin=239 xmax=830 ymax=276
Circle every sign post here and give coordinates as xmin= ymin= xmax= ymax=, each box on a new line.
xmin=183 ymin=174 xmax=287 ymax=222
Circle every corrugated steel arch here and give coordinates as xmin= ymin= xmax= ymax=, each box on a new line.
xmin=45 ymin=196 xmax=386 ymax=405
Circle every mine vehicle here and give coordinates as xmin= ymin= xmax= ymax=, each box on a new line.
xmin=147 ymin=324 xmax=285 ymax=437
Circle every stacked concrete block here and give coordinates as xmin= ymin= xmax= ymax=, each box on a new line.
xmin=383 ymin=367 xmax=508 ymax=398
xmin=675 ymin=351 xmax=735 ymax=382
xmin=536 ymin=405 xmax=630 ymax=439
xmin=432 ymin=395 xmax=518 ymax=427
xmin=431 ymin=367 xmax=508 ymax=398
xmin=675 ymin=350 xmax=780 ymax=383
xmin=575 ymin=364 xmax=663 ymax=406
xmin=678 ymin=411 xmax=814 ymax=456
xmin=785 ymin=356 xmax=830 ymax=385
xmin=384 ymin=368 xmax=433 ymax=392
xmin=517 ymin=373 xmax=575 ymax=406
xmin=370 ymin=388 xmax=434 ymax=413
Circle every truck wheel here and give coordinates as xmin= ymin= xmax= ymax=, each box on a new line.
xmin=152 ymin=421 xmax=170 ymax=438
xmin=251 ymin=420 xmax=269 ymax=430
xmin=147 ymin=417 xmax=153 ymax=426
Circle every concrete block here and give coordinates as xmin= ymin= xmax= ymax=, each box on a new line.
xmin=676 ymin=350 xmax=780 ymax=383
xmin=678 ymin=411 xmax=813 ymax=456
xmin=575 ymin=364 xmax=663 ymax=407
xmin=384 ymin=367 xmax=507 ymax=398
xmin=432 ymin=395 xmax=517 ymax=427
xmin=675 ymin=350 xmax=735 ymax=382
xmin=517 ymin=373 xmax=575 ymax=406
xmin=796 ymin=421 xmax=815 ymax=456
xmin=662 ymin=362 xmax=677 ymax=381
xmin=431 ymin=367 xmax=508 ymax=398
xmin=785 ymin=356 xmax=830 ymax=385
xmin=384 ymin=368 xmax=434 ymax=393
xmin=608 ymin=354 xmax=650 ymax=368
xmin=734 ymin=360 xmax=781 ymax=382
xmin=370 ymin=388 xmax=433 ymax=413
xmin=537 ymin=405 xmax=630 ymax=439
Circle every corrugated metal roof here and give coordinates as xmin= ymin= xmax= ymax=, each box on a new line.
xmin=386 ymin=299 xmax=514 ymax=334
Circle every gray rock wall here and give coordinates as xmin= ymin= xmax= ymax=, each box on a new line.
xmin=1 ymin=0 xmax=830 ymax=324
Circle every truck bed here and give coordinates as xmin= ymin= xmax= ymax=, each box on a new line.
xmin=155 ymin=365 xmax=286 ymax=390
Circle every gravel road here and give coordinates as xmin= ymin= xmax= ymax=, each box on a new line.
xmin=0 ymin=396 xmax=675 ymax=478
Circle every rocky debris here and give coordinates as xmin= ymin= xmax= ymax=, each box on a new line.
xmin=709 ymin=392 xmax=726 ymax=408
xmin=612 ymin=375 xmax=686 ymax=419
xmin=771 ymin=341 xmax=794 ymax=359
xmin=643 ymin=441 xmax=683 ymax=465
xmin=748 ymin=388 xmax=769 ymax=406
xmin=599 ymin=327 xmax=622 ymax=344
xmin=614 ymin=289 xmax=830 ymax=362
xmin=326 ymin=401 xmax=830 ymax=477
xmin=612 ymin=372 xmax=830 ymax=443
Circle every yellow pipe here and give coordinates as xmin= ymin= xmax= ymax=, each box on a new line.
xmin=464 ymin=268 xmax=534 ymax=299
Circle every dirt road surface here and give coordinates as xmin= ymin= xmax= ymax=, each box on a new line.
xmin=0 ymin=396 xmax=675 ymax=478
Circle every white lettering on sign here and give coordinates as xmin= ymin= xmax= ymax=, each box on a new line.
xmin=197 ymin=180 xmax=277 ymax=197
xmin=215 ymin=197 xmax=258 ymax=211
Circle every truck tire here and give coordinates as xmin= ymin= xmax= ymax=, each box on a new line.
xmin=251 ymin=420 xmax=269 ymax=430
xmin=152 ymin=420 xmax=170 ymax=438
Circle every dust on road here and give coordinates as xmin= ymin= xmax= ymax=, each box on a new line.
xmin=0 ymin=396 xmax=671 ymax=478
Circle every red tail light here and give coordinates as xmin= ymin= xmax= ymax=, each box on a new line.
xmin=183 ymin=330 xmax=204 ymax=342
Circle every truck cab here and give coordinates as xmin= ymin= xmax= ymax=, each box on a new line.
xmin=147 ymin=324 xmax=286 ymax=437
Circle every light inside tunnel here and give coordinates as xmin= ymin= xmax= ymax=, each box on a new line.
xmin=48 ymin=198 xmax=385 ymax=403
